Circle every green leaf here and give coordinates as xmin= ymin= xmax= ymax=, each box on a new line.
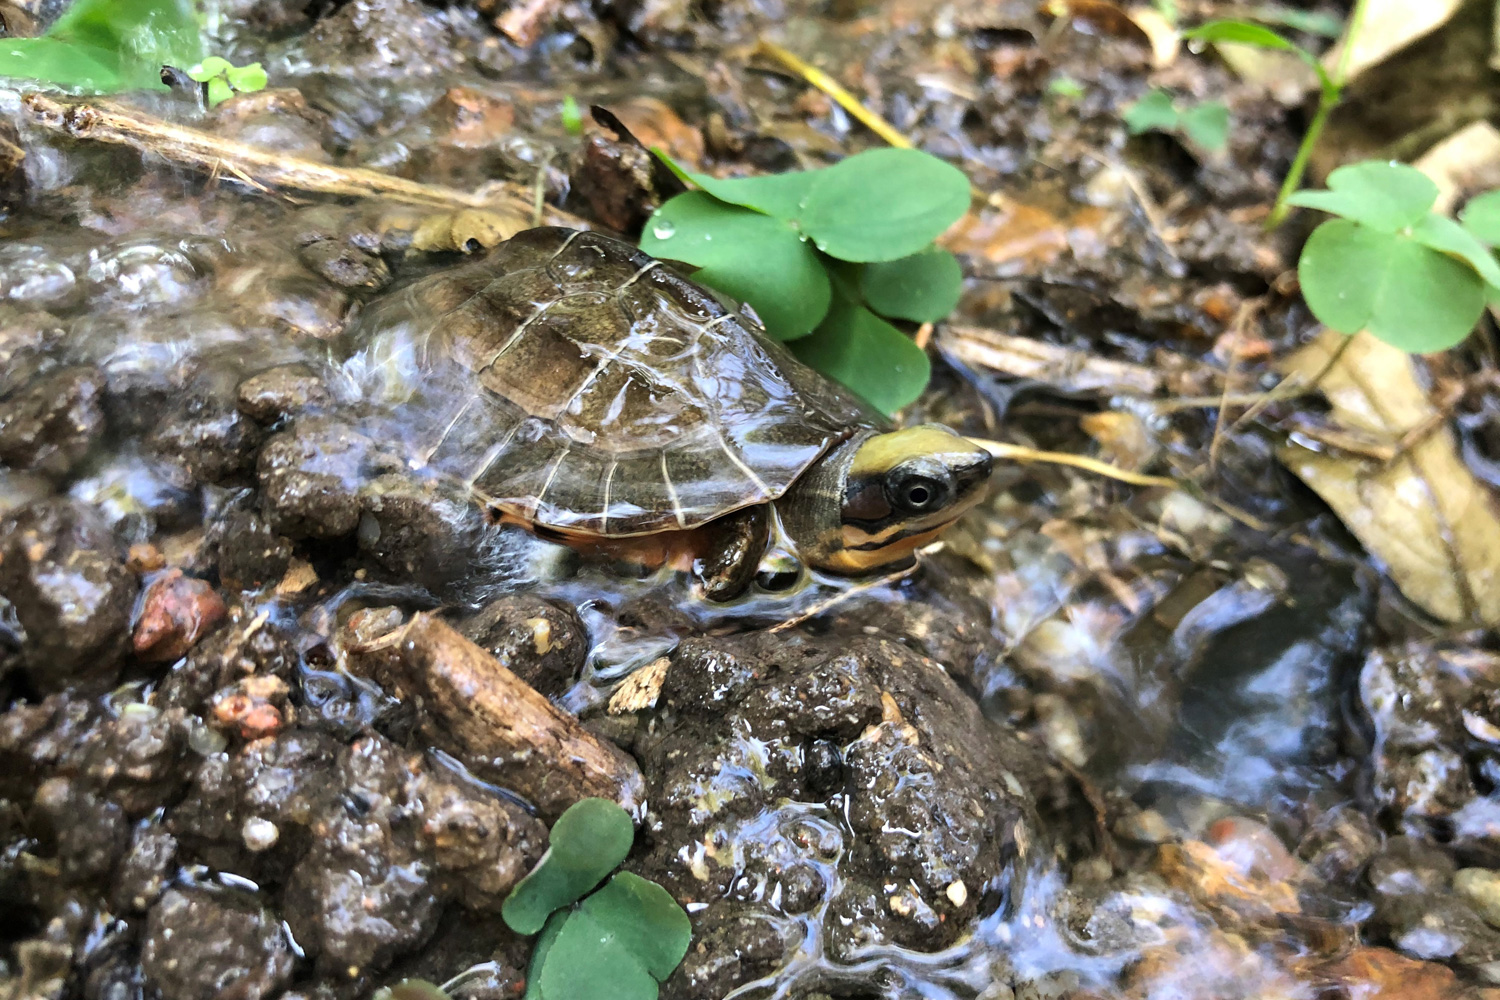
xmin=1047 ymin=76 xmax=1084 ymax=98
xmin=791 ymin=293 xmax=931 ymax=414
xmin=578 ymin=874 xmax=692 ymax=980
xmin=1409 ymin=213 xmax=1500 ymax=288
xmin=653 ymin=149 xmax=820 ymax=222
xmin=0 ymin=0 xmax=202 ymax=94
xmin=523 ymin=911 xmax=568 ymax=1000
xmin=561 ymin=95 xmax=584 ymax=136
xmin=1460 ymin=190 xmax=1500 ymax=245
xmin=860 ymin=248 xmax=963 ymax=322
xmin=1182 ymin=19 xmax=1296 ymax=50
xmin=205 ymin=77 xmax=232 ymax=107
xmin=1285 ymin=161 xmax=1438 ymax=233
xmin=537 ymin=910 xmax=658 ymax=1000
xmin=640 ymin=192 xmax=831 ymax=340
xmin=49 ymin=0 xmax=201 ymax=88
xmin=502 ymin=798 xmax=635 ymax=935
xmin=225 ymin=61 xmax=267 ymax=93
xmin=0 ymin=38 xmax=123 ymax=92
xmin=1249 ymin=5 xmax=1343 ymax=37
xmin=1180 ymin=101 xmax=1230 ymax=152
xmin=1298 ymin=219 xmax=1485 ymax=353
xmin=1124 ymin=89 xmax=1180 ymax=136
xmin=797 ymin=148 xmax=971 ymax=263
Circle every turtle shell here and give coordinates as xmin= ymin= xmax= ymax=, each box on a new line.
xmin=349 ymin=227 xmax=883 ymax=536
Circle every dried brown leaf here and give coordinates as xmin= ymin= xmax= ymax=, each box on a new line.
xmin=1278 ymin=332 xmax=1500 ymax=624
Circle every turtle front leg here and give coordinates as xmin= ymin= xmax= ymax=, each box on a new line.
xmin=691 ymin=505 xmax=770 ymax=601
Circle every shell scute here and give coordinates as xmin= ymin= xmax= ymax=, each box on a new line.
xmin=347 ymin=227 xmax=879 ymax=535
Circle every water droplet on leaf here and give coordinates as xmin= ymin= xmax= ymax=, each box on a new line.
xmin=652 ymin=221 xmax=676 ymax=240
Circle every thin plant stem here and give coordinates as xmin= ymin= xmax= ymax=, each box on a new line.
xmin=1264 ymin=0 xmax=1372 ymax=228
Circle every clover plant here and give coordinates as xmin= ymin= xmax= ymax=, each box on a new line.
xmin=503 ymin=798 xmax=691 ymax=1000
xmin=1124 ymin=89 xmax=1229 ymax=152
xmin=640 ymin=147 xmax=970 ymax=415
xmin=0 ymin=0 xmax=202 ymax=93
xmin=187 ymin=56 xmax=267 ymax=108
xmin=1290 ymin=162 xmax=1500 ymax=353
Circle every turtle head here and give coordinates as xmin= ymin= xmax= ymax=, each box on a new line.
xmin=777 ymin=425 xmax=992 ymax=576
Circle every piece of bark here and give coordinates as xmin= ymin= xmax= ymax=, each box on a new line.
xmin=344 ymin=610 xmax=643 ymax=820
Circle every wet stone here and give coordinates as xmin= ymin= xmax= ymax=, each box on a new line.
xmin=635 ymin=630 xmax=1045 ymax=979
xmin=141 ymin=886 xmax=294 ymax=1000
xmin=111 ymin=820 xmax=179 ymax=913
xmin=355 ymin=473 xmax=491 ymax=587
xmin=457 ymin=594 xmax=588 ymax=697
xmin=235 ymin=364 xmax=331 ymax=425
xmin=146 ymin=389 xmax=264 ymax=486
xmin=32 ymin=776 xmax=129 ymax=884
xmin=0 ymin=309 xmax=65 ymax=397
xmin=132 ymin=569 xmax=228 ymax=663
xmin=299 ymin=238 xmax=392 ymax=291
xmin=282 ymin=733 xmax=544 ymax=973
xmin=0 ymin=366 xmax=105 ymax=479
xmin=0 ymin=498 xmax=137 ymax=693
xmin=212 ymin=510 xmax=295 ymax=590
xmin=257 ymin=417 xmax=372 ymax=539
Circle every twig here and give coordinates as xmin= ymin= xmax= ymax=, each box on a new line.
xmin=1209 ymin=301 xmax=1261 ymax=469
xmin=972 ymin=439 xmax=1179 ymax=490
xmin=343 ymin=611 xmax=643 ymax=820
xmin=23 ymin=93 xmax=590 ymax=226
xmin=1264 ymin=0 xmax=1372 ymax=227
xmin=753 ymin=41 xmax=912 ymax=150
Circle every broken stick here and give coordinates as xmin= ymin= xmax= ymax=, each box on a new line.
xmin=22 ymin=92 xmax=591 ymax=227
xmin=344 ymin=610 xmax=644 ymax=821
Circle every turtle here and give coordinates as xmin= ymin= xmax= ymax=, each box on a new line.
xmin=346 ymin=227 xmax=992 ymax=599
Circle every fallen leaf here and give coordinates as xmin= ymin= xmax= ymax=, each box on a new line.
xmin=1413 ymin=121 xmax=1500 ymax=215
xmin=1126 ymin=5 xmax=1179 ymax=68
xmin=1322 ymin=0 xmax=1464 ymax=85
xmin=1278 ymin=332 xmax=1500 ymax=624
xmin=1039 ymin=0 xmax=1152 ymax=49
xmin=411 ymin=208 xmax=528 ymax=253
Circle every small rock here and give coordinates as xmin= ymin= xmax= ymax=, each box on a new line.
xmin=257 ymin=417 xmax=371 ymax=539
xmin=459 ymin=595 xmax=589 ymax=698
xmin=213 ymin=510 xmax=294 ymax=590
xmin=1114 ymin=808 xmax=1176 ymax=845
xmin=1456 ymin=869 xmax=1500 ymax=930
xmin=133 ymin=570 xmax=228 ymax=663
xmin=142 ymin=887 xmax=293 ymax=1000
xmin=0 ymin=366 xmax=105 ymax=478
xmin=0 ymin=498 xmax=137 ymax=692
xmin=236 ymin=365 xmax=331 ymax=424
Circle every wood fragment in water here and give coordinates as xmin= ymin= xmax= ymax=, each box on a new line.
xmin=344 ymin=610 xmax=644 ymax=820
xmin=21 ymin=93 xmax=591 ymax=227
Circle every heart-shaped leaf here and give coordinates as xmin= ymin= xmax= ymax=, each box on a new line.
xmin=653 ymin=149 xmax=819 ymax=222
xmin=641 ymin=192 xmax=831 ymax=340
xmin=538 ymin=909 xmax=659 ymax=1000
xmin=1298 ymin=219 xmax=1485 ymax=353
xmin=791 ymin=292 xmax=931 ymax=414
xmin=578 ymin=873 xmax=692 ymax=980
xmin=797 ymin=148 xmax=971 ymax=263
xmin=1460 ymin=190 xmax=1500 ymax=246
xmin=1285 ymin=162 xmax=1439 ymax=233
xmin=1180 ymin=101 xmax=1229 ymax=152
xmin=1409 ymin=213 xmax=1500 ymax=289
xmin=522 ymin=910 xmax=569 ymax=1000
xmin=1123 ymin=89 xmax=1180 ymax=135
xmin=860 ymin=248 xmax=963 ymax=322
xmin=502 ymin=798 xmax=635 ymax=935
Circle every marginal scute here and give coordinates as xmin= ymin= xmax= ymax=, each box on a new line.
xmin=345 ymin=228 xmax=879 ymax=535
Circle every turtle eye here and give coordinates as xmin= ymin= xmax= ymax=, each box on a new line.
xmin=890 ymin=475 xmax=947 ymax=515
